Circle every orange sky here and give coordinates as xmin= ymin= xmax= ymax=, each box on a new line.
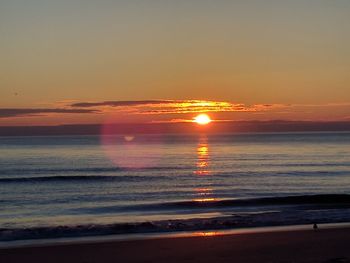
xmin=1 ymin=1 xmax=349 ymax=126
xmin=1 ymin=99 xmax=350 ymax=126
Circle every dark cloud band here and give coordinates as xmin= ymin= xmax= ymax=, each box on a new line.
xmin=0 ymin=108 xmax=98 ymax=118
xmin=70 ymin=100 xmax=174 ymax=108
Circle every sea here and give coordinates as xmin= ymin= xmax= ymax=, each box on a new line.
xmin=1 ymin=132 xmax=350 ymax=242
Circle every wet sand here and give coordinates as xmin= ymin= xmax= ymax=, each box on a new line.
xmin=1 ymin=226 xmax=350 ymax=263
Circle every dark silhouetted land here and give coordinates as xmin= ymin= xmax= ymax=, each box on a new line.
xmin=1 ymin=226 xmax=350 ymax=263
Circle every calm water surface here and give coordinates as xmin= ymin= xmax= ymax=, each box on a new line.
xmin=0 ymin=132 xmax=349 ymax=240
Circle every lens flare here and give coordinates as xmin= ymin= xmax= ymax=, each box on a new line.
xmin=101 ymin=120 xmax=163 ymax=169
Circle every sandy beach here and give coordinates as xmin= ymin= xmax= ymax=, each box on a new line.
xmin=1 ymin=226 xmax=350 ymax=263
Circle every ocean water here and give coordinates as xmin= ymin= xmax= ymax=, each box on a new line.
xmin=1 ymin=132 xmax=350 ymax=241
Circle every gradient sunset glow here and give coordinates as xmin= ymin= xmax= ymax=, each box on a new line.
xmin=1 ymin=1 xmax=349 ymax=130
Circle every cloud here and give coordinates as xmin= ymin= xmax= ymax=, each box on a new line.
xmin=70 ymin=100 xmax=174 ymax=108
xmin=69 ymin=99 xmax=284 ymax=115
xmin=2 ymin=100 xmax=348 ymax=122
xmin=0 ymin=108 xmax=98 ymax=118
xmin=1 ymin=100 xmax=283 ymax=120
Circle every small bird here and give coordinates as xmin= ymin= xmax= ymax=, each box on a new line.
xmin=313 ymin=223 xmax=318 ymax=230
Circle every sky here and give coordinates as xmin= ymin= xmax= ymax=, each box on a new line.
xmin=1 ymin=0 xmax=350 ymax=126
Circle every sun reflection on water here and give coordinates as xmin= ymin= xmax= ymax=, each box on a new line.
xmin=193 ymin=197 xmax=217 ymax=202
xmin=193 ymin=231 xmax=220 ymax=237
xmin=194 ymin=136 xmax=210 ymax=176
xmin=192 ymin=136 xmax=219 ymax=203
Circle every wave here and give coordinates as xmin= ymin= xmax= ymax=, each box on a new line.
xmin=0 ymin=175 xmax=164 ymax=183
xmin=78 ymin=194 xmax=350 ymax=214
xmin=267 ymin=162 xmax=350 ymax=167
xmin=1 ymin=169 xmax=349 ymax=183
xmin=211 ymin=171 xmax=350 ymax=178
xmin=0 ymin=165 xmax=193 ymax=176
xmin=2 ymin=194 xmax=350 ymax=242
xmin=169 ymin=194 xmax=350 ymax=208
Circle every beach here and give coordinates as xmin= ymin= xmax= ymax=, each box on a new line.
xmin=1 ymin=226 xmax=350 ymax=263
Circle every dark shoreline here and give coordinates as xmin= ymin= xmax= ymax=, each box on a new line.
xmin=2 ymin=225 xmax=350 ymax=263
xmin=1 ymin=121 xmax=350 ymax=136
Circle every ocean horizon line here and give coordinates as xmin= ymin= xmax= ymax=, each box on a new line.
xmin=1 ymin=120 xmax=350 ymax=136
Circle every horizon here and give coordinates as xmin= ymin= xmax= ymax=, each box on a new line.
xmin=1 ymin=120 xmax=350 ymax=136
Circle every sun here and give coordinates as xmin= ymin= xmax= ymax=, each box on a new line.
xmin=194 ymin=114 xmax=212 ymax=125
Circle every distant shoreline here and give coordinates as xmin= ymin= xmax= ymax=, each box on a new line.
xmin=1 ymin=121 xmax=350 ymax=136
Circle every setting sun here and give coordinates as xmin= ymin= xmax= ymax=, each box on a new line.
xmin=194 ymin=114 xmax=212 ymax=125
